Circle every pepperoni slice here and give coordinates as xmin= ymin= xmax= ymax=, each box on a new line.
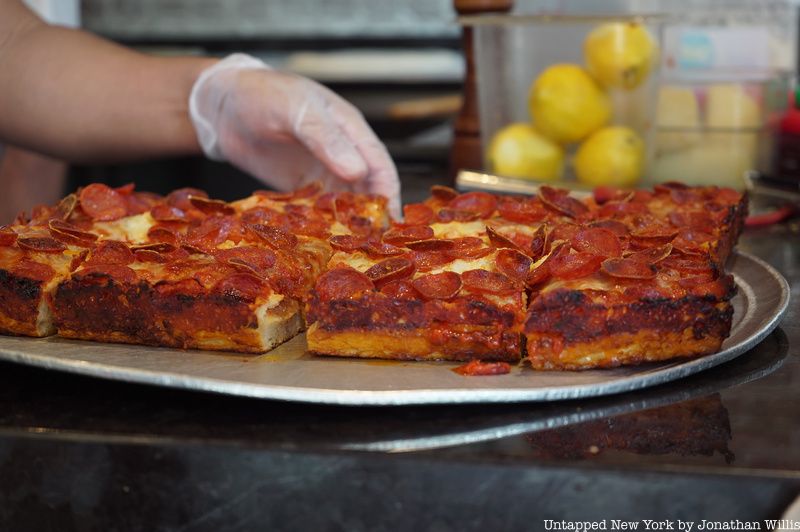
xmin=538 ymin=186 xmax=589 ymax=218
xmin=293 ymin=181 xmax=323 ymax=199
xmin=526 ymin=242 xmax=569 ymax=287
xmin=360 ymin=241 xmax=405 ymax=257
xmin=48 ymin=220 xmax=98 ymax=241
xmin=678 ymin=271 xmax=718 ymax=288
xmin=627 ymin=243 xmax=672 ymax=264
xmin=181 ymin=244 xmax=209 ymax=256
xmin=17 ymin=237 xmax=66 ymax=253
xmin=365 ymin=257 xmax=415 ymax=288
xmin=315 ymin=267 xmax=374 ymax=300
xmin=588 ymin=219 xmax=630 ymax=238
xmin=447 ymin=237 xmax=492 ymax=260
xmin=346 ymin=215 xmax=374 ymax=236
xmin=77 ymin=264 xmax=138 ymax=284
xmin=313 ymin=192 xmax=336 ymax=212
xmin=668 ymin=211 xmax=712 ymax=231
xmin=448 ymin=191 xmax=497 ymax=219
xmin=147 ymin=226 xmax=179 ymax=245
xmin=462 ymin=269 xmax=518 ymax=295
xmin=430 ymin=185 xmax=458 ymax=202
xmin=288 ymin=215 xmax=330 ymax=239
xmin=151 ymin=204 xmax=188 ymax=222
xmin=497 ymin=197 xmax=548 ymax=223
xmin=131 ymin=242 xmax=177 ymax=254
xmin=675 ymin=227 xmax=714 ymax=245
xmin=599 ymin=200 xmax=648 ymax=218
xmin=409 ymin=250 xmax=454 ymax=272
xmin=379 ymin=279 xmax=420 ymax=300
xmin=12 ymin=258 xmax=55 ymax=282
xmin=571 ymin=227 xmax=622 ymax=258
xmin=54 ymin=193 xmax=78 ymax=220
xmin=241 ymin=206 xmax=288 ymax=227
xmin=246 ymin=224 xmax=298 ymax=250
xmin=630 ymin=226 xmax=678 ymax=247
xmin=216 ymin=246 xmax=277 ymax=273
xmin=214 ymin=273 xmax=267 ymax=302
xmin=0 ymin=226 xmax=18 ymax=247
xmin=453 ymin=360 xmax=511 ymax=376
xmin=254 ymin=189 xmax=293 ymax=201
xmin=412 ymin=271 xmax=462 ymax=300
xmin=529 ymin=224 xmax=549 ymax=261
xmin=593 ymin=186 xmax=631 ymax=205
xmin=88 ymin=241 xmax=134 ymax=265
xmin=403 ymin=203 xmax=434 ymax=225
xmin=189 ymin=196 xmax=235 ymax=216
xmin=134 ymin=249 xmax=167 ymax=263
xmin=329 ymin=234 xmax=366 ymax=252
xmin=47 ymin=231 xmax=96 ymax=248
xmin=486 ymin=226 xmax=524 ymax=252
xmin=550 ymin=222 xmax=581 ymax=244
xmin=258 ymin=182 xmax=320 ymax=201
xmin=495 ymin=249 xmax=533 ymax=282
xmin=436 ymin=208 xmax=481 ymax=223
xmin=549 ymin=252 xmax=604 ymax=280
xmin=166 ymin=188 xmax=207 ymax=211
xmin=717 ymin=187 xmax=742 ymax=204
xmin=405 ymin=239 xmax=455 ymax=252
xmin=601 ymin=257 xmax=656 ymax=279
xmin=79 ymin=183 xmax=127 ymax=222
xmin=660 ymin=256 xmax=713 ymax=274
xmin=382 ymin=225 xmax=434 ymax=245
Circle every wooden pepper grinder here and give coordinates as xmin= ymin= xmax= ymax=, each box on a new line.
xmin=450 ymin=0 xmax=514 ymax=181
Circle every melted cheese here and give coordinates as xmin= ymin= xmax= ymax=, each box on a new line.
xmin=430 ymin=220 xmax=486 ymax=239
xmin=94 ymin=213 xmax=154 ymax=243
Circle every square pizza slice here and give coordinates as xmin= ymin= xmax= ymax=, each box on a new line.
xmin=522 ymin=184 xmax=747 ymax=370
xmin=306 ymin=203 xmax=530 ymax=361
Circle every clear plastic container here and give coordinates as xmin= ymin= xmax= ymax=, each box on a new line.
xmin=649 ymin=74 xmax=790 ymax=189
xmin=462 ymin=14 xmax=664 ymax=187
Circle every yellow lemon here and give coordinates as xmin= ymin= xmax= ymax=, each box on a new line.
xmin=487 ymin=123 xmax=564 ymax=181
xmin=574 ymin=126 xmax=645 ymax=187
xmin=528 ymin=64 xmax=611 ymax=144
xmin=584 ymin=22 xmax=658 ymax=90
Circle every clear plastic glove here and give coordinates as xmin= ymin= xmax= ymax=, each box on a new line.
xmin=189 ymin=54 xmax=401 ymax=217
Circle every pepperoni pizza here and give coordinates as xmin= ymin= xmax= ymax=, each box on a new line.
xmin=0 ymin=181 xmax=746 ymax=370
xmin=0 ymin=182 xmax=388 ymax=353
xmin=306 ymin=183 xmax=747 ymax=370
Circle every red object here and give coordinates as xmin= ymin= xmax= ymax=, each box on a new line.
xmin=452 ymin=360 xmax=511 ymax=376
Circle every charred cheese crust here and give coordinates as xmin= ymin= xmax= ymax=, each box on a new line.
xmin=524 ymin=277 xmax=736 ymax=370
xmin=52 ymin=274 xmax=302 ymax=353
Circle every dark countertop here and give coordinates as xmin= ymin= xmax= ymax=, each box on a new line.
xmin=0 ymin=190 xmax=799 ymax=531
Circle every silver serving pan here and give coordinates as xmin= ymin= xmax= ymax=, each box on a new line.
xmin=0 ymin=251 xmax=788 ymax=406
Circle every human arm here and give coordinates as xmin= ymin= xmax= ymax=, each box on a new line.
xmin=0 ymin=1 xmax=400 ymax=213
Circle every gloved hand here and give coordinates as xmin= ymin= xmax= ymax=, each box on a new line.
xmin=189 ymin=54 xmax=401 ymax=217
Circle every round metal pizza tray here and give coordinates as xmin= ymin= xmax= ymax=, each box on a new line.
xmin=0 ymin=251 xmax=789 ymax=406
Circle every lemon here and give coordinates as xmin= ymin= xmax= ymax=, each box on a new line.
xmin=584 ymin=22 xmax=658 ymax=90
xmin=574 ymin=126 xmax=645 ymax=187
xmin=528 ymin=64 xmax=611 ymax=144
xmin=486 ymin=123 xmax=564 ymax=181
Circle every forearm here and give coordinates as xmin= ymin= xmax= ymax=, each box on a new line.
xmin=0 ymin=2 xmax=217 ymax=162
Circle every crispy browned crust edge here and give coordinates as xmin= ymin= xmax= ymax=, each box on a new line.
xmin=51 ymin=273 xmax=296 ymax=353
xmin=0 ymin=269 xmax=52 ymax=337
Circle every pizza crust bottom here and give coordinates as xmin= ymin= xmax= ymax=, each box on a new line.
xmin=525 ymin=328 xmax=726 ymax=370
xmin=306 ymin=323 xmax=521 ymax=362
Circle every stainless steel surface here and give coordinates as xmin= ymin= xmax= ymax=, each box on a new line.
xmin=456 ymin=169 xmax=595 ymax=195
xmin=0 ymin=252 xmax=788 ymax=406
xmin=81 ymin=0 xmax=458 ymax=40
